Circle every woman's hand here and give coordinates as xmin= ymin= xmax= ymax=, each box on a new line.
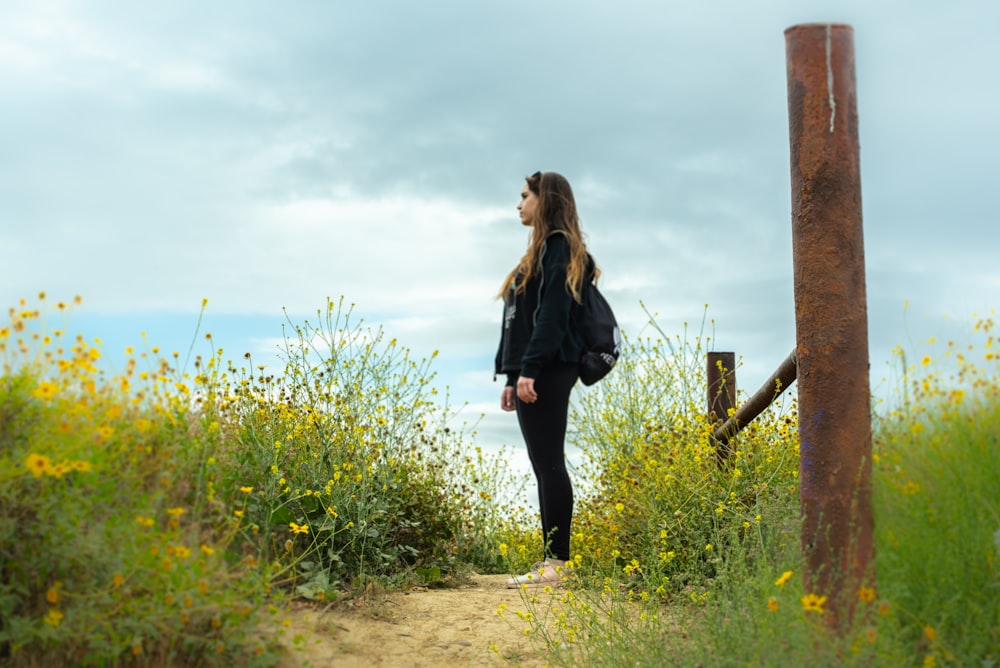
xmin=501 ymin=386 xmax=516 ymax=412
xmin=516 ymin=376 xmax=537 ymax=404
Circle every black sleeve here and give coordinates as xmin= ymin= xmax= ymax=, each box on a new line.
xmin=520 ymin=234 xmax=573 ymax=379
xmin=493 ymin=323 xmax=518 ymax=387
xmin=494 ymin=315 xmax=504 ymax=379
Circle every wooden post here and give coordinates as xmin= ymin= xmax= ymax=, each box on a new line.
xmin=713 ymin=349 xmax=797 ymax=446
xmin=707 ymin=352 xmax=736 ymax=464
xmin=706 ymin=351 xmax=736 ymax=424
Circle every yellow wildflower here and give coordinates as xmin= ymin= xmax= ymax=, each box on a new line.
xmin=32 ymin=381 xmax=59 ymax=400
xmin=774 ymin=570 xmax=793 ymax=588
xmin=48 ymin=461 xmax=69 ymax=478
xmin=170 ymin=545 xmax=191 ymax=559
xmin=801 ymin=593 xmax=827 ymax=614
xmin=44 ymin=608 xmax=64 ymax=627
xmin=25 ymin=454 xmax=51 ymax=478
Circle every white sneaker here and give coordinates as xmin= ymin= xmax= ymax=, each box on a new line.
xmin=505 ymin=559 xmax=568 ymax=589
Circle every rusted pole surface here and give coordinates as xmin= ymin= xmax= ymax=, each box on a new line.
xmin=713 ymin=349 xmax=797 ymax=446
xmin=785 ymin=23 xmax=874 ymax=628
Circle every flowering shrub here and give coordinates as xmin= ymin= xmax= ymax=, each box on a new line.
xmin=0 ymin=295 xmax=277 ymax=665
xmin=201 ymin=297 xmax=524 ymax=595
xmin=0 ymin=294 xmax=518 ymax=664
xmin=568 ymin=313 xmax=800 ymax=597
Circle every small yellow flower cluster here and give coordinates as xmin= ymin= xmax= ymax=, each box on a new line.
xmin=165 ymin=544 xmax=192 ymax=559
xmin=44 ymin=608 xmax=64 ymax=627
xmin=25 ymin=453 xmax=92 ymax=479
xmin=166 ymin=506 xmax=185 ymax=529
xmin=622 ymin=558 xmax=642 ymax=576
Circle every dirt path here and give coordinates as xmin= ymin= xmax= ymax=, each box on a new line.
xmin=276 ymin=574 xmax=550 ymax=667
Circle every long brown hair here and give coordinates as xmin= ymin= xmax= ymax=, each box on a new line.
xmin=499 ymin=171 xmax=598 ymax=303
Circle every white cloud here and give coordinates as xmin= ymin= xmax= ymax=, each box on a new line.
xmin=1 ymin=0 xmax=997 ymax=442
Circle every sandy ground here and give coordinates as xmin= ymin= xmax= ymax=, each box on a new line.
xmin=275 ymin=574 xmax=550 ymax=668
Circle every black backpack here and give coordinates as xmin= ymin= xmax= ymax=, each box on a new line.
xmin=576 ymin=281 xmax=621 ymax=386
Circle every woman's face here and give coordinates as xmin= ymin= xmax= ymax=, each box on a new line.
xmin=517 ymin=184 xmax=538 ymax=226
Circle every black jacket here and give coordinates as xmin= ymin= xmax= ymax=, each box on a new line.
xmin=494 ymin=232 xmax=585 ymax=386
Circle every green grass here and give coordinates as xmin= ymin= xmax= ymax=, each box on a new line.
xmin=2 ymin=294 xmax=997 ymax=666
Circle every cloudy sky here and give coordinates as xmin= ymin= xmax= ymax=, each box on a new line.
xmin=3 ymin=0 xmax=997 ymax=464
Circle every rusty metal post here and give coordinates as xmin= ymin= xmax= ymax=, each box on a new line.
xmin=785 ymin=23 xmax=874 ymax=629
xmin=713 ymin=349 xmax=797 ymax=446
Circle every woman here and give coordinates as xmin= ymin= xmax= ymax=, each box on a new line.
xmin=495 ymin=170 xmax=598 ymax=588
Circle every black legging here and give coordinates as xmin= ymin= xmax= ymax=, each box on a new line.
xmin=515 ymin=362 xmax=578 ymax=562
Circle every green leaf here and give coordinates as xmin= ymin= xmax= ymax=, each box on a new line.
xmin=269 ymin=506 xmax=294 ymax=526
xmin=299 ymin=494 xmax=319 ymax=514
xmin=295 ymin=571 xmax=330 ymax=600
